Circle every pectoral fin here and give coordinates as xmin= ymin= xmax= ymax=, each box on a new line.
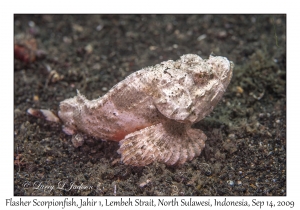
xmin=117 ymin=121 xmax=206 ymax=166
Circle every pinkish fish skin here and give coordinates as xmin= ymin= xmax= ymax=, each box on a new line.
xmin=31 ymin=54 xmax=234 ymax=166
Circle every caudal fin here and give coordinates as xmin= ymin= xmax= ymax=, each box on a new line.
xmin=27 ymin=108 xmax=60 ymax=123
